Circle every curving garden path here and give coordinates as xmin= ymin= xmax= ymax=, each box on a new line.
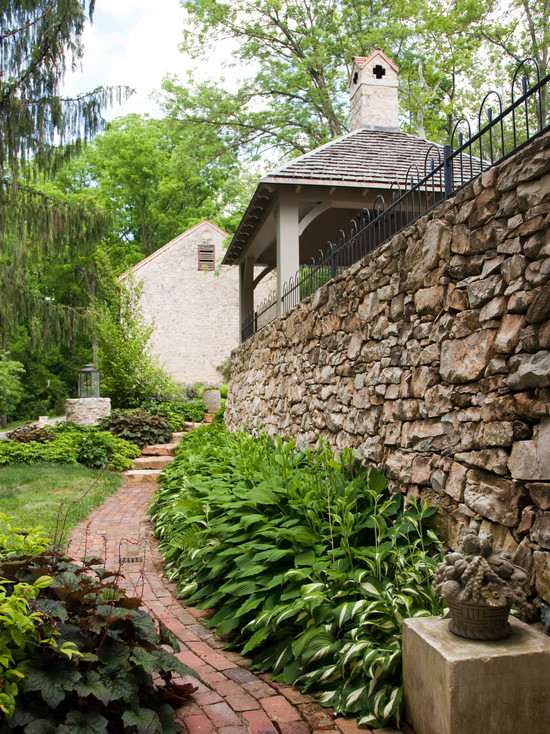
xmin=69 ymin=460 xmax=406 ymax=734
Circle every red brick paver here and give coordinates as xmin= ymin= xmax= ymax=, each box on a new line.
xmin=68 ymin=476 xmax=390 ymax=733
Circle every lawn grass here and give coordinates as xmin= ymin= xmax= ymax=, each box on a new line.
xmin=0 ymin=463 xmax=122 ymax=541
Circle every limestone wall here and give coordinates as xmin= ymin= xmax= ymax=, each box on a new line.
xmin=227 ymin=132 xmax=550 ymax=604
xmin=120 ymin=221 xmax=274 ymax=386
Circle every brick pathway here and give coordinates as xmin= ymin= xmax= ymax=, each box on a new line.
xmin=68 ymin=478 xmax=405 ymax=734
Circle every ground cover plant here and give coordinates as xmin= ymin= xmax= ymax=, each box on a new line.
xmin=151 ymin=425 xmax=443 ymax=728
xmin=100 ymin=410 xmax=172 ymax=448
xmin=0 ymin=424 xmax=140 ymax=472
xmin=0 ymin=516 xmax=195 ymax=732
xmin=0 ymin=465 xmax=121 ymax=541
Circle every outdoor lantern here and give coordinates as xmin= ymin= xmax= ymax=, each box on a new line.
xmin=78 ymin=364 xmax=100 ymax=398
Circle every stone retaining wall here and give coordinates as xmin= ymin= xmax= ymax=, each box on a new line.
xmin=227 ymin=132 xmax=550 ymax=605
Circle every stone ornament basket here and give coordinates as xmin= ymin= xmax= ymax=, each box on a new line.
xmin=447 ymin=600 xmax=511 ymax=640
xmin=433 ymin=520 xmax=529 ymax=641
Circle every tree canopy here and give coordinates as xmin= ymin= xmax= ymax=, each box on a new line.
xmin=52 ymin=114 xmax=250 ymax=261
xmin=164 ymin=0 xmax=546 ymax=159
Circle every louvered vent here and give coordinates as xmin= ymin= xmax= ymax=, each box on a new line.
xmin=198 ymin=242 xmax=215 ymax=271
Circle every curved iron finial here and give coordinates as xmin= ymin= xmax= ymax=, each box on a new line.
xmin=511 ymin=57 xmax=543 ymax=144
xmin=423 ymin=144 xmax=443 ymax=178
xmin=511 ymin=57 xmax=541 ymax=102
xmin=403 ymin=164 xmax=421 ymax=190
xmin=478 ymin=90 xmax=505 ymax=164
xmin=373 ymin=194 xmax=386 ymax=214
xmin=450 ymin=117 xmax=473 ymax=151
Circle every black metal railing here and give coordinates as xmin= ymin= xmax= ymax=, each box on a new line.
xmin=242 ymin=58 xmax=549 ymax=342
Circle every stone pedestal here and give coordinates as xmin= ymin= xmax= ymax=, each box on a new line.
xmin=65 ymin=398 xmax=111 ymax=426
xmin=203 ymin=388 xmax=221 ymax=414
xmin=403 ymin=616 xmax=550 ymax=734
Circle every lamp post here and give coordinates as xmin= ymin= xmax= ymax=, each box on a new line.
xmin=66 ymin=364 xmax=110 ymax=426
xmin=78 ymin=364 xmax=101 ymax=398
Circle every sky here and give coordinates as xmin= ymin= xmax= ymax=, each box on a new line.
xmin=63 ymin=0 xmax=236 ymax=119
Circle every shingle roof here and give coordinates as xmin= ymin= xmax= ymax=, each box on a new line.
xmin=223 ymin=127 xmax=479 ymax=265
xmin=263 ymin=128 xmax=445 ymax=188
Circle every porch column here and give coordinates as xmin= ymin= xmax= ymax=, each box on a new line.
xmin=239 ymin=256 xmax=255 ymax=341
xmin=276 ymin=195 xmax=300 ymax=316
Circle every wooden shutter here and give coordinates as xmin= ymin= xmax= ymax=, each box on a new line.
xmin=197 ymin=242 xmax=215 ymax=271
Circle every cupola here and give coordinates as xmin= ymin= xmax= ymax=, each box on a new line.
xmin=349 ymin=49 xmax=400 ymax=131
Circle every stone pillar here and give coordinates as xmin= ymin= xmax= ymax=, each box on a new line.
xmin=276 ymin=195 xmax=300 ymax=316
xmin=65 ymin=398 xmax=111 ymax=426
xmin=403 ymin=616 xmax=550 ymax=734
xmin=239 ymin=256 xmax=255 ymax=340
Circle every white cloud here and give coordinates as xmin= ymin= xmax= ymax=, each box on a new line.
xmin=63 ymin=0 xmax=194 ymax=118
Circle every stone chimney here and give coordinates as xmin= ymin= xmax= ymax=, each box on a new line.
xmin=349 ymin=49 xmax=399 ymax=131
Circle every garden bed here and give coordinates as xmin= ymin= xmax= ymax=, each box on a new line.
xmin=151 ymin=424 xmax=443 ymax=729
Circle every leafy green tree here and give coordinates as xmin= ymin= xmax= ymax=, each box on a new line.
xmin=479 ymin=0 xmax=549 ymax=121
xmin=0 ymin=2 xmax=129 ymax=419
xmin=168 ymin=0 xmax=501 ymax=157
xmin=0 ymin=355 xmax=25 ymax=426
xmin=53 ymin=114 xmax=250 ymax=259
xmin=95 ymin=260 xmax=179 ymax=408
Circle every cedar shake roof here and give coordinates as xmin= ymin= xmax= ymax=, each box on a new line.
xmin=223 ymin=127 xmax=479 ymax=265
xmin=263 ymin=128 xmax=444 ymax=188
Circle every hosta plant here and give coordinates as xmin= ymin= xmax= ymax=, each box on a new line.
xmin=151 ymin=425 xmax=443 ymax=728
xmin=0 ymin=551 xmax=196 ymax=733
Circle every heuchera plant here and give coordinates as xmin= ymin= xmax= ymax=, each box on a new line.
xmin=0 ymin=551 xmax=196 ymax=733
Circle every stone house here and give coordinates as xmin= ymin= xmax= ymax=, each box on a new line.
xmin=119 ymin=220 xmax=247 ymax=386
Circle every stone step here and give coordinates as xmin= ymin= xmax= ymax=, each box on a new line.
xmin=133 ymin=455 xmax=174 ymax=470
xmin=124 ymin=469 xmax=162 ymax=483
xmin=185 ymin=421 xmax=204 ymax=432
xmin=142 ymin=443 xmax=179 ymax=456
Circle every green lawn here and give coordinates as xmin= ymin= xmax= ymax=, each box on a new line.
xmin=0 ymin=463 xmax=122 ymax=541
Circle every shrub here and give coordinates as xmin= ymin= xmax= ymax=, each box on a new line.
xmin=76 ymin=433 xmax=111 ymax=469
xmin=100 ymin=409 xmax=172 ymax=448
xmin=0 ymin=575 xmax=55 ymax=717
xmin=143 ymin=400 xmax=206 ymax=430
xmin=0 ymin=551 xmax=196 ymax=731
xmin=96 ymin=280 xmax=180 ymax=409
xmin=0 ymin=354 xmax=25 ymax=423
xmin=0 ymin=425 xmax=140 ymax=472
xmin=7 ymin=425 xmax=55 ymax=443
xmin=0 ymin=517 xmax=65 ymax=717
xmin=151 ymin=425 xmax=443 ymax=729
xmin=0 ymin=514 xmax=49 ymax=560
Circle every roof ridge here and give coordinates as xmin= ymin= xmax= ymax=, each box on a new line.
xmin=118 ymin=220 xmax=229 ymax=281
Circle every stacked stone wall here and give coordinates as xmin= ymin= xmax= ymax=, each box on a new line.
xmin=227 ymin=132 xmax=550 ymax=604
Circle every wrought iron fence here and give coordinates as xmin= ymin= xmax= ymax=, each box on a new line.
xmin=242 ymin=58 xmax=549 ymax=342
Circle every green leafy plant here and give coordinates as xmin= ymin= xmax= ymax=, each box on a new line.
xmin=151 ymin=425 xmax=443 ymax=728
xmin=7 ymin=425 xmax=55 ymax=444
xmin=76 ymin=433 xmax=111 ymax=470
xmin=100 ymin=409 xmax=172 ymax=448
xmin=96 ymin=280 xmax=180 ymax=409
xmin=0 ymin=354 xmax=25 ymax=424
xmin=0 ymin=575 xmax=56 ymax=717
xmin=0 ymin=514 xmax=49 ymax=560
xmin=0 ymin=551 xmax=196 ymax=732
xmin=0 ymin=425 xmax=140 ymax=472
xmin=143 ymin=400 xmax=206 ymax=430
